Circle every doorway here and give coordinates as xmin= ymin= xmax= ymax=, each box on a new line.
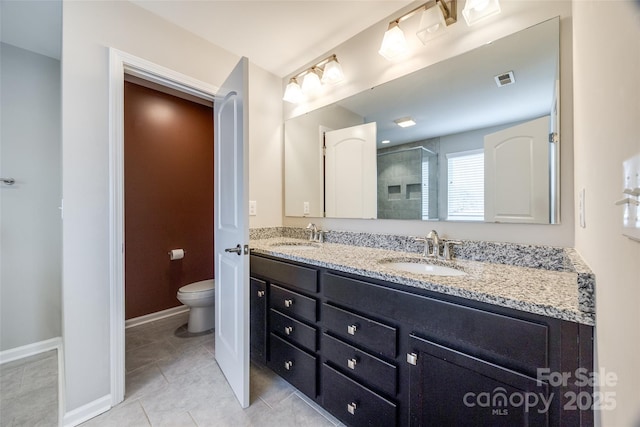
xmin=123 ymin=78 xmax=214 ymax=321
xmin=109 ymin=49 xmax=219 ymax=405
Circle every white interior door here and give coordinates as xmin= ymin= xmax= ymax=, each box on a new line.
xmin=484 ymin=116 xmax=550 ymax=223
xmin=325 ymin=122 xmax=377 ymax=218
xmin=214 ymin=57 xmax=249 ymax=408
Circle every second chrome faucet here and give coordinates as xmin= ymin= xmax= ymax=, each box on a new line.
xmin=415 ymin=230 xmax=461 ymax=260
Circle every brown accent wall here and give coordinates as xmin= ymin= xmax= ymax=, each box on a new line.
xmin=124 ymin=81 xmax=214 ymax=320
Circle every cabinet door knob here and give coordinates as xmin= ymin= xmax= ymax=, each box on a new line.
xmin=284 ymin=299 xmax=293 ymax=308
xmin=257 ymin=290 xmax=265 ymax=298
xmin=347 ymin=358 xmax=357 ymax=370
xmin=347 ymin=402 xmax=357 ymax=415
xmin=284 ymin=326 xmax=293 ymax=335
xmin=347 ymin=324 xmax=357 ymax=335
xmin=284 ymin=360 xmax=293 ymax=370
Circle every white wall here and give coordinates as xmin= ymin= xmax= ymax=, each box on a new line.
xmin=283 ymin=1 xmax=574 ymax=246
xmin=61 ymin=0 xmax=281 ymax=416
xmin=248 ymin=62 xmax=284 ymax=228
xmin=0 ymin=43 xmax=62 ymax=351
xmin=572 ymin=1 xmax=640 ymax=425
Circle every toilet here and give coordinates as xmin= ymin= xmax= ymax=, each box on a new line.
xmin=176 ymin=279 xmax=215 ymax=333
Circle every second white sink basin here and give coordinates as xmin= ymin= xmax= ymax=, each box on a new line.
xmin=382 ymin=260 xmax=466 ymax=277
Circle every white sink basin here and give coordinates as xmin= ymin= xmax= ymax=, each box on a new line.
xmin=269 ymin=242 xmax=320 ymax=250
xmin=382 ymin=261 xmax=466 ymax=277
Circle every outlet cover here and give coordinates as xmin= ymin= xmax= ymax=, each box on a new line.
xmin=303 ymin=202 xmax=310 ymax=215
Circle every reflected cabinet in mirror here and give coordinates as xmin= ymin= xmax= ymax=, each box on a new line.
xmin=284 ymin=17 xmax=560 ymax=224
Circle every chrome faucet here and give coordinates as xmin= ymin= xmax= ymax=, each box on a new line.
xmin=415 ymin=229 xmax=461 ymax=260
xmin=306 ymin=223 xmax=326 ymax=243
xmin=426 ymin=230 xmax=440 ymax=258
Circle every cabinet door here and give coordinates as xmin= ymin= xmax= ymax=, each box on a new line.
xmin=408 ymin=335 xmax=549 ymax=427
xmin=250 ymin=278 xmax=267 ymax=364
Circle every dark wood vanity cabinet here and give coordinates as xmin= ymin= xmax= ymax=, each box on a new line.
xmin=408 ymin=334 xmax=550 ymax=426
xmin=250 ymin=254 xmax=320 ymax=400
xmin=249 ymin=278 xmax=267 ymax=364
xmin=250 ymin=254 xmax=594 ymax=427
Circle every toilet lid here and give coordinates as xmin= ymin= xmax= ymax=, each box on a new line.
xmin=179 ymin=279 xmax=214 ymax=293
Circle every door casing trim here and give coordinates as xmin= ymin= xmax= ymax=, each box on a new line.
xmin=108 ymin=48 xmax=218 ymax=405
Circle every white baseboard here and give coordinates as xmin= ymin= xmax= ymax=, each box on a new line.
xmin=63 ymin=394 xmax=112 ymax=427
xmin=0 ymin=336 xmax=62 ymax=365
xmin=125 ymin=305 xmax=189 ymax=329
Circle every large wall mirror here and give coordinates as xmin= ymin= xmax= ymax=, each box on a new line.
xmin=284 ymin=17 xmax=560 ymax=224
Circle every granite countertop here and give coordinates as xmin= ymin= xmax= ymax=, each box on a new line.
xmin=250 ymin=237 xmax=595 ymax=326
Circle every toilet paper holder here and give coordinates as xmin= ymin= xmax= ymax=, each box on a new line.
xmin=168 ymin=249 xmax=186 ymax=260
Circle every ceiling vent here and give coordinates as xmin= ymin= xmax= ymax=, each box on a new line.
xmin=494 ymin=71 xmax=515 ymax=87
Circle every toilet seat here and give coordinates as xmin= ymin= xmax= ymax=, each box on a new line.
xmin=178 ymin=279 xmax=214 ymax=297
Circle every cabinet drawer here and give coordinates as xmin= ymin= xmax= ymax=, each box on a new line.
xmin=271 ymin=284 xmax=317 ymax=323
xmin=251 ymin=255 xmax=318 ymax=293
xmin=322 ymin=304 xmax=397 ymax=359
xmin=322 ymin=333 xmax=397 ymax=397
xmin=268 ymin=334 xmax=317 ymax=398
xmin=324 ymin=273 xmax=548 ymax=375
xmin=322 ymin=364 xmax=397 ymax=427
xmin=271 ymin=309 xmax=317 ymax=352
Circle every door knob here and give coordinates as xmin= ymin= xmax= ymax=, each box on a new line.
xmin=225 ymin=244 xmax=242 ymax=255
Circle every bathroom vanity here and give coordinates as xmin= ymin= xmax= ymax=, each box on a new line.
xmin=249 ymin=237 xmax=594 ymax=427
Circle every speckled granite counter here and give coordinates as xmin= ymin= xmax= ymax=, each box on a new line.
xmin=250 ymin=237 xmax=595 ymax=326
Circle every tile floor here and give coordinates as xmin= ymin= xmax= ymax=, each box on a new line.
xmin=83 ymin=311 xmax=341 ymax=426
xmin=0 ymin=349 xmax=59 ymax=426
xmin=0 ymin=312 xmax=341 ymax=427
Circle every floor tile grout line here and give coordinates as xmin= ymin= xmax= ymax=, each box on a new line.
xmin=258 ymin=395 xmax=274 ymax=410
xmin=187 ymin=410 xmax=199 ymax=426
xmin=293 ymin=390 xmax=341 ymax=426
xmin=138 ymin=398 xmax=154 ymax=426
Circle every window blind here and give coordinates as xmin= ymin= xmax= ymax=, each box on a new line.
xmin=447 ymin=149 xmax=484 ymax=220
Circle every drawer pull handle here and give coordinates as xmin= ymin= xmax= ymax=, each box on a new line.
xmin=407 ymin=352 xmax=418 ymax=366
xmin=347 ymin=402 xmax=357 ymax=415
xmin=284 ymin=326 xmax=293 ymax=335
xmin=284 ymin=360 xmax=293 ymax=370
xmin=284 ymin=299 xmax=293 ymax=308
xmin=347 ymin=324 xmax=357 ymax=335
xmin=347 ymin=358 xmax=357 ymax=370
xmin=257 ymin=290 xmax=265 ymax=298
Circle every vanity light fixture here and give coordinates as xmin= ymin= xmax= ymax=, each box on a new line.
xmin=321 ymin=56 xmax=345 ymax=85
xmin=301 ymin=67 xmax=322 ymax=94
xmin=462 ymin=0 xmax=501 ymax=26
xmin=282 ymin=54 xmax=345 ymax=104
xmin=394 ymin=117 xmax=417 ymax=128
xmin=379 ymin=0 xmax=457 ymax=60
xmin=283 ymin=77 xmax=304 ymax=104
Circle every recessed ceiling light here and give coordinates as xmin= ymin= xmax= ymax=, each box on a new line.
xmin=394 ymin=117 xmax=416 ymax=128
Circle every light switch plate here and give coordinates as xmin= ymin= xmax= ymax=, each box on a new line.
xmin=303 ymin=202 xmax=310 ymax=215
xmin=249 ymin=200 xmax=257 ymax=216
